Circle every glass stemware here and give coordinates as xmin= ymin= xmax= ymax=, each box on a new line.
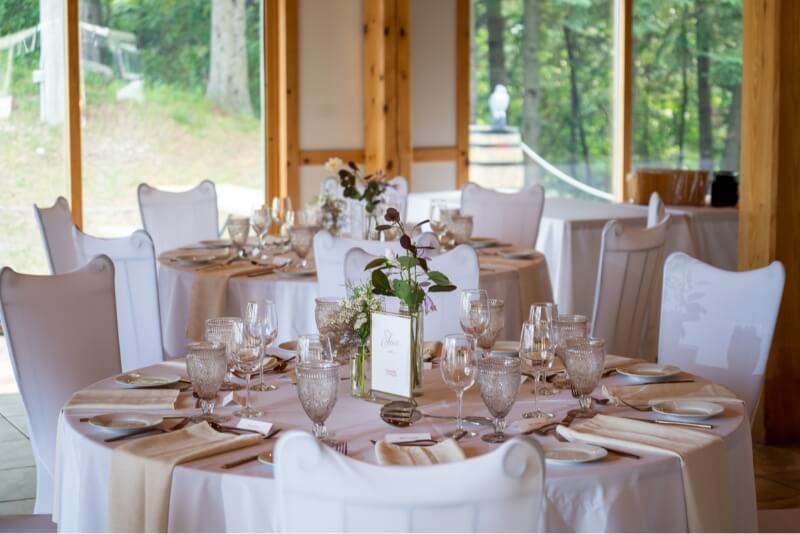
xmin=251 ymin=206 xmax=272 ymax=261
xmin=429 ymin=199 xmax=448 ymax=238
xmin=459 ymin=289 xmax=490 ymax=342
xmin=205 ymin=317 xmax=244 ymax=390
xmin=449 ymin=214 xmax=474 ymax=245
xmin=271 ymin=196 xmax=294 ymax=235
xmin=520 ymin=320 xmax=556 ymax=419
xmin=230 ymin=319 xmax=265 ymax=418
xmin=186 ymin=341 xmax=228 ymax=421
xmin=295 ymin=359 xmax=340 ymax=443
xmin=477 ymin=298 xmax=505 ymax=351
xmin=563 ymin=337 xmax=605 ymax=416
xmin=440 ymin=334 xmax=478 ymax=437
xmin=529 ymin=303 xmax=558 ymax=395
xmin=477 ymin=354 xmax=521 ymax=443
xmin=289 ymin=224 xmax=316 ymax=268
xmin=227 ymin=216 xmax=250 ymax=254
xmin=297 ymin=334 xmax=334 ymax=363
xmin=553 ymin=314 xmax=588 ymax=393
xmin=248 ymin=300 xmax=279 ymax=392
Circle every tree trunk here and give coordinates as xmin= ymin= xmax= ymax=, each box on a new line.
xmin=470 ymin=0 xmax=477 ymax=124
xmin=695 ymin=0 xmax=713 ymax=169
xmin=521 ymin=0 xmax=540 ymax=184
xmin=722 ymin=83 xmax=741 ymax=171
xmin=563 ymin=26 xmax=592 ymax=182
xmin=207 ymin=0 xmax=252 ymax=115
xmin=676 ymin=9 xmax=689 ymax=168
xmin=486 ymin=0 xmax=506 ymax=89
xmin=80 ymin=0 xmax=103 ymax=63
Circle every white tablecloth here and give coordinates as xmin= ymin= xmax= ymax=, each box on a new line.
xmin=54 ymin=360 xmax=757 ymax=532
xmin=159 ymin=254 xmax=552 ymax=357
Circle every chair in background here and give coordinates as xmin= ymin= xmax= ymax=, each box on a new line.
xmin=33 ymin=197 xmax=80 ymax=275
xmin=460 ymin=182 xmax=545 ymax=248
xmin=273 ymin=430 xmax=545 ymax=532
xmin=425 ymin=245 xmax=480 ymax=341
xmin=137 ymin=180 xmax=219 ymax=256
xmin=658 ymin=252 xmax=784 ymax=421
xmin=647 ymin=191 xmax=666 ymax=227
xmin=343 ymin=247 xmax=374 ymax=292
xmin=0 ymin=257 xmax=122 ymax=514
xmin=73 ymin=228 xmax=165 ymax=370
xmin=386 ymin=176 xmax=409 ymax=221
xmin=590 ymin=216 xmax=670 ymax=359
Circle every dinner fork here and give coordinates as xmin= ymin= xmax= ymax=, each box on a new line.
xmin=334 ymin=440 xmax=348 ymax=456
xmin=105 ymin=416 xmax=190 ymax=442
xmin=617 ymin=397 xmax=653 ymax=412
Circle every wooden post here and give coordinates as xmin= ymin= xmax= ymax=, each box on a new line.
xmin=363 ymin=0 xmax=387 ymax=175
xmin=395 ymin=0 xmax=412 ymax=183
xmin=455 ymin=0 xmax=470 ymax=188
xmin=64 ymin=0 xmax=83 ymax=228
xmin=612 ymin=0 xmax=633 ymax=202
xmin=740 ymin=0 xmax=800 ymax=444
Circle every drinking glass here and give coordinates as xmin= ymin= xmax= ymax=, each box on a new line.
xmin=186 ymin=341 xmax=227 ymax=421
xmin=248 ymin=300 xmax=279 ymax=392
xmin=230 ymin=320 xmax=265 ymax=417
xmin=553 ymin=314 xmax=588 ymax=393
xmin=205 ymin=317 xmax=244 ymax=390
xmin=440 ymin=334 xmax=478 ymax=436
xmin=228 ymin=216 xmax=250 ymax=252
xmin=477 ymin=354 xmax=521 ymax=443
xmin=529 ymin=303 xmax=558 ymax=395
xmin=450 ymin=214 xmax=474 ymax=245
xmin=429 ymin=200 xmax=449 ymax=237
xmin=295 ymin=359 xmax=340 ymax=442
xmin=477 ymin=299 xmax=505 ymax=351
xmin=563 ymin=337 xmax=605 ymax=416
xmin=519 ymin=320 xmax=555 ymax=419
xmin=297 ymin=334 xmax=334 ymax=363
xmin=271 ymin=196 xmax=294 ymax=236
xmin=289 ymin=224 xmax=316 ymax=268
xmin=251 ymin=206 xmax=272 ymax=261
xmin=459 ymin=289 xmax=490 ymax=340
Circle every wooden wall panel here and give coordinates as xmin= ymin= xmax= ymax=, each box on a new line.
xmin=363 ymin=0 xmax=386 ymax=175
xmin=612 ymin=0 xmax=633 ymax=201
xmin=455 ymin=0 xmax=470 ymax=187
xmin=65 ymin=0 xmax=83 ymax=228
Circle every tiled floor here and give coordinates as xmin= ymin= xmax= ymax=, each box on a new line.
xmin=0 ymin=337 xmax=798 ymax=521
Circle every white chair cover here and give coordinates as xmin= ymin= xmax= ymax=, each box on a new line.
xmin=273 ymin=430 xmax=545 ymax=532
xmin=320 ymin=176 xmax=342 ymax=199
xmin=426 ymin=245 xmax=480 ymax=341
xmin=647 ymin=192 xmax=666 ymax=227
xmin=0 ymin=257 xmax=121 ymax=514
xmin=591 ymin=216 xmax=670 ymax=359
xmin=460 ymin=182 xmax=546 ymax=248
xmin=658 ymin=253 xmax=784 ymax=421
xmin=33 ymin=197 xmax=80 ymax=274
xmin=386 ymin=176 xmax=409 ymax=221
xmin=72 ymin=228 xmax=165 ymax=370
xmin=343 ymin=247 xmax=375 ymax=293
xmin=137 ymin=180 xmax=219 ymax=256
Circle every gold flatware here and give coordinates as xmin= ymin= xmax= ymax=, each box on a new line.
xmin=104 ymin=416 xmax=191 ymax=442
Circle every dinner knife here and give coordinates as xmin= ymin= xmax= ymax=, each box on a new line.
xmin=622 ymin=416 xmax=713 ymax=430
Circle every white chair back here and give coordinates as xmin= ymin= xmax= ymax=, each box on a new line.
xmin=320 ymin=176 xmax=342 ymax=199
xmin=460 ymin=182 xmax=545 ymax=248
xmin=647 ymin=191 xmax=666 ymax=227
xmin=0 ymin=257 xmax=121 ymax=513
xmin=426 ymin=245 xmax=480 ymax=341
xmin=658 ymin=253 xmax=784 ymax=420
xmin=73 ymin=228 xmax=164 ymax=371
xmin=273 ymin=430 xmax=545 ymax=532
xmin=343 ymin=247 xmax=374 ymax=292
xmin=591 ymin=216 xmax=670 ymax=358
xmin=137 ymin=180 xmax=219 ymax=256
xmin=386 ymin=176 xmax=409 ymax=221
xmin=33 ymin=197 xmax=80 ymax=274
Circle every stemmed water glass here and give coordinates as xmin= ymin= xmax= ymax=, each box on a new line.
xmin=459 ymin=289 xmax=490 ymax=344
xmin=429 ymin=200 xmax=448 ymax=238
xmin=477 ymin=299 xmax=505 ymax=351
xmin=230 ymin=319 xmax=265 ymax=418
xmin=186 ymin=341 xmax=228 ymax=422
xmin=563 ymin=337 xmax=605 ymax=416
xmin=553 ymin=314 xmax=588 ymax=393
xmin=520 ymin=320 xmax=555 ymax=419
xmin=248 ymin=300 xmax=279 ymax=392
xmin=529 ymin=303 xmax=558 ymax=395
xmin=295 ymin=358 xmax=340 ymax=444
xmin=251 ymin=206 xmax=272 ymax=261
xmin=440 ymin=334 xmax=478 ymax=437
xmin=477 ymin=354 xmax=521 ymax=443
xmin=289 ymin=225 xmax=316 ymax=268
xmin=205 ymin=317 xmax=244 ymax=390
xmin=228 ymin=216 xmax=250 ymax=256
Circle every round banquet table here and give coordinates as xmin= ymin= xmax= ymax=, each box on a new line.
xmin=158 ymin=252 xmax=553 ymax=358
xmin=54 ymin=359 xmax=757 ymax=532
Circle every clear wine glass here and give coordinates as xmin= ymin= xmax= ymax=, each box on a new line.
xmin=186 ymin=341 xmax=228 ymax=422
xmin=477 ymin=299 xmax=505 ymax=351
xmin=251 ymin=206 xmax=272 ymax=261
xmin=227 ymin=216 xmax=250 ymax=255
xmin=520 ymin=320 xmax=556 ymax=419
xmin=529 ymin=303 xmax=558 ymax=396
xmin=429 ymin=199 xmax=448 ymax=238
xmin=231 ymin=319 xmax=264 ymax=418
xmin=477 ymin=354 xmax=521 ymax=443
xmin=563 ymin=337 xmax=605 ymax=416
xmin=459 ymin=289 xmax=490 ymax=341
xmin=289 ymin=225 xmax=316 ymax=268
xmin=248 ymin=300 xmax=279 ymax=393
xmin=271 ymin=196 xmax=294 ymax=241
xmin=295 ymin=359 xmax=340 ymax=443
xmin=205 ymin=317 xmax=244 ymax=390
xmin=440 ymin=334 xmax=478 ymax=437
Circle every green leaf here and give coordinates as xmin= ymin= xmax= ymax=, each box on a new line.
xmin=392 ymin=279 xmax=414 ymax=308
xmin=364 ymin=257 xmax=387 ymax=270
xmin=429 ymin=284 xmax=457 ymax=293
xmin=398 ymin=255 xmax=419 ymax=269
xmin=371 ymin=270 xmax=392 ymax=294
xmin=427 ymin=270 xmax=451 ymax=286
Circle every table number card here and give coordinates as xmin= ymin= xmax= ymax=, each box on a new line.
xmin=371 ymin=311 xmax=413 ymax=399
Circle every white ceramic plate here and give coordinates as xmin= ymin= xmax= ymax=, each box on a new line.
xmin=276 ymin=267 xmax=316 ymax=278
xmin=115 ymin=373 xmax=181 ymax=389
xmin=257 ymin=451 xmax=274 ymax=465
xmin=499 ymin=249 xmax=537 ymax=260
xmin=468 ymin=237 xmax=499 ymax=249
xmin=278 ymin=340 xmax=297 ymax=354
xmin=544 ymin=443 xmax=608 ymax=465
xmin=489 ymin=340 xmax=520 ymax=356
xmin=88 ymin=412 xmax=163 ymax=434
xmin=651 ymin=399 xmax=724 ymax=421
xmin=172 ymin=251 xmax=227 ymax=266
xmin=616 ymin=363 xmax=682 ymax=382
xmin=199 ymin=239 xmax=231 ymax=248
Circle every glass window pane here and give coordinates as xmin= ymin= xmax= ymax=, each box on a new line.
xmin=633 ymin=0 xmax=742 ymax=172
xmin=470 ymin=0 xmax=613 ymax=198
xmin=0 ymin=1 xmax=67 ymax=274
xmin=80 ymin=0 xmax=265 ymax=237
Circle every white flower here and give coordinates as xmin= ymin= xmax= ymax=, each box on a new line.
xmin=325 ymin=157 xmax=344 ymax=174
xmin=384 ymin=249 xmax=397 ymax=263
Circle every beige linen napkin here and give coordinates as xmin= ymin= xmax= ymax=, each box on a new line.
xmin=186 ymin=263 xmax=269 ymax=341
xmin=603 ymin=381 xmax=743 ymax=406
xmin=557 ymin=414 xmax=730 ymax=532
xmin=423 ymin=341 xmax=442 ymax=362
xmin=374 ymin=438 xmax=465 ymax=466
xmin=108 ymin=422 xmax=262 ymax=532
xmin=65 ymin=389 xmax=179 ymax=411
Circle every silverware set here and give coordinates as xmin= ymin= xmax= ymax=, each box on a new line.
xmin=369 ymin=429 xmax=467 ymax=447
xmin=105 ymin=416 xmax=191 ymax=442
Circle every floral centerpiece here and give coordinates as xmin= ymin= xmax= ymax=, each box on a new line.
xmin=364 ymin=207 xmax=457 ymax=393
xmin=318 ymin=195 xmax=346 ymax=236
xmin=325 ymin=157 xmax=390 ymax=239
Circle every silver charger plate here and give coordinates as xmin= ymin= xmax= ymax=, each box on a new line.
xmin=544 ymin=443 xmax=608 ymax=465
xmin=115 ymin=373 xmax=181 ymax=389
xmin=88 ymin=412 xmax=163 ymax=434
xmin=467 ymin=237 xmax=499 ymax=249
xmin=276 ymin=267 xmax=316 ymax=278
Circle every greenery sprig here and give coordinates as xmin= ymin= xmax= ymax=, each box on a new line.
xmin=337 ymin=160 xmax=389 ymax=215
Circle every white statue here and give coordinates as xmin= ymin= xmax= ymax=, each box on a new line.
xmin=489 ymin=84 xmax=510 ymax=131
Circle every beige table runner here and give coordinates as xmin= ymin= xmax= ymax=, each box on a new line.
xmin=479 ymin=254 xmax=552 ymax=322
xmin=65 ymin=389 xmax=180 ymax=411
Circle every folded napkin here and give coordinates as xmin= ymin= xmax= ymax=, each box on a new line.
xmin=423 ymin=341 xmax=442 ymax=362
xmin=479 ymin=256 xmax=553 ymax=320
xmin=186 ymin=263 xmax=269 ymax=341
xmin=108 ymin=422 xmax=262 ymax=532
xmin=65 ymin=389 xmax=180 ymax=411
xmin=374 ymin=438 xmax=465 ymax=466
xmin=602 ymin=381 xmax=743 ymax=406
xmin=557 ymin=414 xmax=730 ymax=532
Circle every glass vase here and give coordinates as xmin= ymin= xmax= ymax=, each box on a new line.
xmin=351 ymin=340 xmax=371 ymax=398
xmin=363 ymin=210 xmax=378 ymax=240
xmin=399 ymin=304 xmax=424 ymax=395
